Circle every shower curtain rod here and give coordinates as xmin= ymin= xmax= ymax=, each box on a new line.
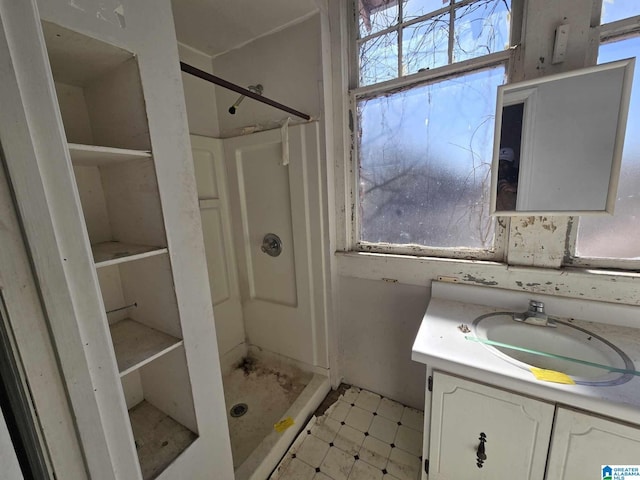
xmin=180 ymin=62 xmax=311 ymax=121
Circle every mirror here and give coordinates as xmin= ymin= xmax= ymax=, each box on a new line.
xmin=491 ymin=58 xmax=635 ymax=215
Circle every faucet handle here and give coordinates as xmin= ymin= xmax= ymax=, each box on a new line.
xmin=529 ymin=300 xmax=545 ymax=313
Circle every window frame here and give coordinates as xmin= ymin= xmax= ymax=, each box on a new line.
xmin=348 ymin=0 xmax=521 ymax=260
xmin=564 ymin=14 xmax=640 ymax=271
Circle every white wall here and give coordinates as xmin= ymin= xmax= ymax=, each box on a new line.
xmin=339 ymin=277 xmax=429 ymax=409
xmin=212 ymin=16 xmax=322 ymax=137
xmin=178 ymin=43 xmax=219 ymax=137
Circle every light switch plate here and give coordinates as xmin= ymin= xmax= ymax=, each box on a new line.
xmin=552 ymin=24 xmax=570 ymax=64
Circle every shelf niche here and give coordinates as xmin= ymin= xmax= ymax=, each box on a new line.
xmin=43 ymin=21 xmax=151 ymax=151
xmin=71 ymin=152 xmax=166 ymax=258
xmin=122 ymin=347 xmax=198 ymax=480
xmin=98 ymin=254 xmax=183 ymax=352
xmin=65 ymin=140 xmax=167 ymax=263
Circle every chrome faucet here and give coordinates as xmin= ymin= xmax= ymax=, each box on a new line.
xmin=514 ymin=300 xmax=557 ymax=327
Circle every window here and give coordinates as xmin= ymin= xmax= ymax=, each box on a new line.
xmin=600 ymin=1 xmax=640 ymax=24
xmin=567 ymin=7 xmax=640 ymax=267
xmin=352 ymin=0 xmax=515 ymax=258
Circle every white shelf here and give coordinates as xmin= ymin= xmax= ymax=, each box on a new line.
xmin=93 ymin=242 xmax=167 ymax=268
xmin=69 ymin=143 xmax=151 ymax=166
xmin=110 ymin=319 xmax=182 ymax=376
xmin=129 ymin=400 xmax=197 ymax=480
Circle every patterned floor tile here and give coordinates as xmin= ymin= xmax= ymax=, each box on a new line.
xmin=269 ymin=385 xmax=424 ymax=480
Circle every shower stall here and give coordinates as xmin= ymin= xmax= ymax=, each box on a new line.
xmin=190 ymin=122 xmax=331 ymax=479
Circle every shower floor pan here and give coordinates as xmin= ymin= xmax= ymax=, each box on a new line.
xmin=223 ymin=352 xmax=330 ymax=480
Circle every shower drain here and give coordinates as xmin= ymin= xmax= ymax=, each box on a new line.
xmin=230 ymin=403 xmax=248 ymax=418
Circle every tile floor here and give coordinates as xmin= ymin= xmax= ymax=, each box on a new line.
xmin=270 ymin=386 xmax=424 ymax=480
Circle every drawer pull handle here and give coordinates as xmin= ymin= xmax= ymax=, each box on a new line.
xmin=476 ymin=432 xmax=487 ymax=468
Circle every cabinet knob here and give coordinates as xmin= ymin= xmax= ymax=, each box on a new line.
xmin=476 ymin=432 xmax=487 ymax=468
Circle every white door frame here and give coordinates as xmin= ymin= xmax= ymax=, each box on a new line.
xmin=0 ymin=130 xmax=87 ymax=476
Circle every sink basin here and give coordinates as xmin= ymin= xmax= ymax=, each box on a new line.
xmin=472 ymin=312 xmax=635 ymax=386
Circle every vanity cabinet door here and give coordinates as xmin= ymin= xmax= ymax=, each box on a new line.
xmin=546 ymin=407 xmax=640 ymax=479
xmin=429 ymin=372 xmax=554 ymax=479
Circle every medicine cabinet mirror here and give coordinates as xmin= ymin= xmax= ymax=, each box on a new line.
xmin=490 ymin=58 xmax=635 ymax=215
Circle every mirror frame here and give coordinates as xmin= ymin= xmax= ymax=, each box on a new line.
xmin=490 ymin=58 xmax=635 ymax=216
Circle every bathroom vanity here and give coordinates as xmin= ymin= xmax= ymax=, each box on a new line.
xmin=412 ymin=282 xmax=640 ymax=480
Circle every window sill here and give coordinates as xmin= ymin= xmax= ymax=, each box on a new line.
xmin=335 ymin=251 xmax=640 ymax=305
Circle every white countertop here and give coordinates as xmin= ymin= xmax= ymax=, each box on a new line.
xmin=412 ymin=282 xmax=640 ymax=426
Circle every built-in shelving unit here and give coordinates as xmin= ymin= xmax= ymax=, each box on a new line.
xmin=129 ymin=401 xmax=198 ymax=480
xmin=43 ymin=21 xmax=199 ymax=479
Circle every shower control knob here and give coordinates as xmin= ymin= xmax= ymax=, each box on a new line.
xmin=261 ymin=233 xmax=282 ymax=257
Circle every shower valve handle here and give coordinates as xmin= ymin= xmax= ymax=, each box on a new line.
xmin=261 ymin=233 xmax=282 ymax=257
